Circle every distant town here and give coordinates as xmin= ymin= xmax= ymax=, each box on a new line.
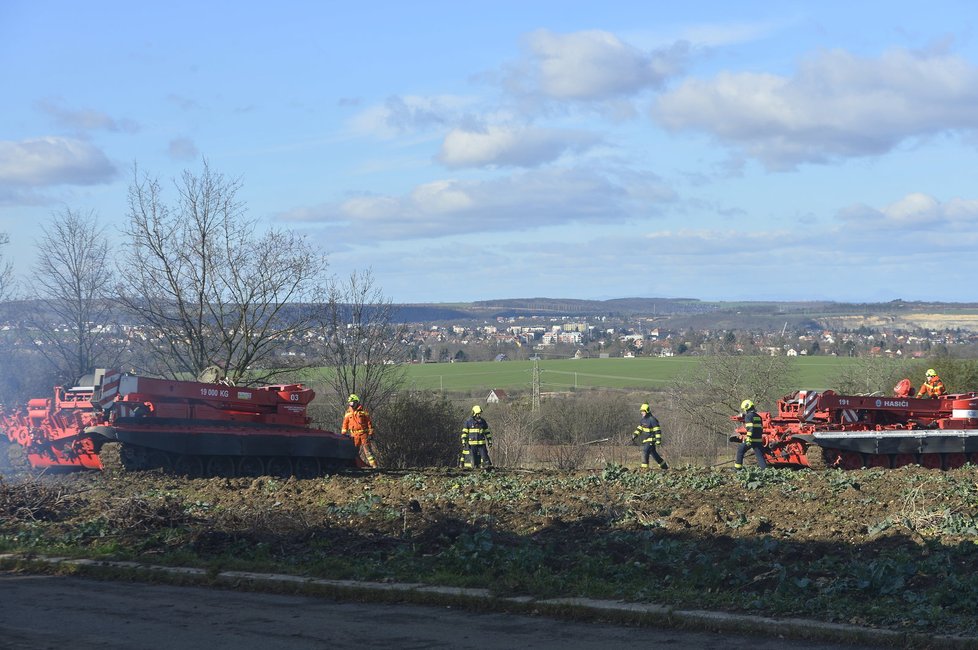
xmin=398 ymin=311 xmax=976 ymax=363
xmin=3 ymin=298 xmax=976 ymax=372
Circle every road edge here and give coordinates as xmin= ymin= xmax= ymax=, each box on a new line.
xmin=0 ymin=553 xmax=971 ymax=649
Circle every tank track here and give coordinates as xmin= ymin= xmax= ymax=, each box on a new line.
xmin=805 ymin=444 xmax=975 ymax=471
xmin=97 ymin=442 xmax=353 ymax=478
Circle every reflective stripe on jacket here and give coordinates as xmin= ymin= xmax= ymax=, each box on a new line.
xmin=342 ymin=406 xmax=374 ymax=437
xmin=744 ymin=409 xmax=764 ymax=444
xmin=917 ymin=377 xmax=946 ymax=398
xmin=632 ymin=413 xmax=662 ymax=444
xmin=462 ymin=416 xmax=492 ymax=445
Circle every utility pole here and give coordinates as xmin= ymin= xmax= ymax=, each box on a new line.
xmin=532 ymin=356 xmax=540 ymax=412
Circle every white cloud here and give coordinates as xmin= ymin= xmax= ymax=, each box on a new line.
xmin=653 ymin=48 xmax=978 ymax=169
xmin=0 ymin=137 xmax=116 ymax=187
xmin=677 ymin=19 xmax=785 ymax=48
xmin=437 ymin=124 xmax=600 ymax=168
xmin=168 ymin=137 xmax=199 ymax=161
xmin=510 ymin=29 xmax=689 ymax=101
xmin=279 ymin=167 xmax=674 ymax=240
xmin=348 ymin=95 xmax=474 ymax=139
xmin=410 ymin=180 xmax=475 ymax=213
xmin=838 ymin=192 xmax=978 ymax=231
xmin=35 ymin=98 xmax=139 ymax=133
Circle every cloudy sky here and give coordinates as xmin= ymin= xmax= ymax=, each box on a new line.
xmin=3 ymin=1 xmax=978 ymax=304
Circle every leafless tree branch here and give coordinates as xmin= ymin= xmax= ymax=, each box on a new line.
xmin=116 ymin=161 xmax=328 ymax=384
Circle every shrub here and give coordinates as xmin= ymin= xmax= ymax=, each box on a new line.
xmin=533 ymin=392 xmax=635 ymax=470
xmin=372 ymin=391 xmax=462 ymax=468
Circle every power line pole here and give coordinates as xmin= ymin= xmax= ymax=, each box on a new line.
xmin=532 ymin=356 xmax=540 ymax=411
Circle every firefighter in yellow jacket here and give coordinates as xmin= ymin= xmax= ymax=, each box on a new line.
xmin=916 ymin=369 xmax=947 ymax=399
xmin=734 ymin=399 xmax=767 ymax=470
xmin=461 ymin=405 xmax=492 ymax=469
xmin=632 ymin=402 xmax=668 ymax=470
xmin=341 ymin=394 xmax=377 ymax=468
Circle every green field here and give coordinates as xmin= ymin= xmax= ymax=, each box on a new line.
xmin=400 ymin=356 xmax=862 ymax=394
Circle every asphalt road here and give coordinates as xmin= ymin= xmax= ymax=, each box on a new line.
xmin=0 ymin=572 xmax=880 ymax=650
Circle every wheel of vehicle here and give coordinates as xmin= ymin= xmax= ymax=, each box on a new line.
xmin=265 ymin=456 xmax=293 ymax=478
xmin=294 ymin=457 xmax=321 ymax=479
xmin=892 ymin=453 xmax=917 ymax=468
xmin=147 ymin=450 xmax=173 ymax=471
xmin=174 ymin=455 xmax=204 ymax=478
xmin=944 ymin=453 xmax=967 ymax=470
xmin=865 ymin=453 xmax=891 ymax=469
xmin=237 ymin=456 xmax=264 ymax=477
xmin=839 ymin=451 xmax=864 ymax=470
xmin=820 ymin=448 xmax=843 ymax=469
xmin=206 ymin=456 xmax=236 ymax=478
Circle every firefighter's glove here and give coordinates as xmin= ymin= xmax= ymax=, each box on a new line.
xmin=630 ymin=435 xmax=639 ymax=446
xmin=728 ymin=435 xmax=741 ymax=443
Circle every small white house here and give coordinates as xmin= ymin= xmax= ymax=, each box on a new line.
xmin=486 ymin=389 xmax=508 ymax=404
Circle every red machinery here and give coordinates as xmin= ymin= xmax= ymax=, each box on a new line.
xmin=1 ymin=370 xmax=358 ymax=477
xmin=0 ymin=382 xmax=103 ymax=470
xmin=733 ymin=382 xmax=978 ymax=470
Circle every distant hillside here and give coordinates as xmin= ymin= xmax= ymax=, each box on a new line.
xmin=9 ymin=296 xmax=978 ymax=331
xmin=390 ymin=305 xmax=477 ymax=322
xmin=389 ymin=297 xmax=978 ymax=331
xmin=469 ymin=297 xmax=714 ymax=317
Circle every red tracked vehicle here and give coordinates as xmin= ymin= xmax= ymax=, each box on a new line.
xmin=1 ymin=370 xmax=358 ymax=477
xmin=733 ymin=381 xmax=978 ymax=470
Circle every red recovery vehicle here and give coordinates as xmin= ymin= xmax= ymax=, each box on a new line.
xmin=1 ymin=370 xmax=358 ymax=477
xmin=733 ymin=381 xmax=978 ymax=470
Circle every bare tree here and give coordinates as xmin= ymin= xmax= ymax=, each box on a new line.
xmin=0 ymin=233 xmax=12 ymax=303
xmin=666 ymin=351 xmax=797 ymax=464
xmin=831 ymin=357 xmax=909 ymax=395
xmin=117 ymin=161 xmax=328 ymax=383
xmin=320 ymin=269 xmax=407 ymax=413
xmin=29 ymin=208 xmax=120 ymax=382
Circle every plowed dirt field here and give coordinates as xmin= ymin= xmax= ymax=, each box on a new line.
xmin=2 ymin=459 xmax=978 ymax=639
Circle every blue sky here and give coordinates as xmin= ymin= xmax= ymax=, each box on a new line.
xmin=3 ymin=1 xmax=978 ymax=304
